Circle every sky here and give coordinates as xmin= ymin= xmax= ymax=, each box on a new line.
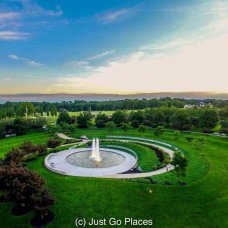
xmin=0 ymin=0 xmax=227 ymax=94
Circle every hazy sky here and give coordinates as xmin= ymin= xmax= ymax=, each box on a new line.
xmin=0 ymin=0 xmax=227 ymax=94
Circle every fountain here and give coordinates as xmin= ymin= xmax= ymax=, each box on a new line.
xmin=90 ymin=138 xmax=102 ymax=162
xmin=45 ymin=137 xmax=138 ymax=177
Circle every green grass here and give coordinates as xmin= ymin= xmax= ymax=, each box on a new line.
xmin=0 ymin=129 xmax=228 ymax=227
xmin=46 ymin=110 xmax=136 ymax=124
xmin=0 ymin=131 xmax=51 ymax=158
xmin=101 ymin=141 xmax=159 ymax=171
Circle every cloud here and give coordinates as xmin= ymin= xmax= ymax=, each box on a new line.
xmin=0 ymin=0 xmax=63 ymax=40
xmin=66 ymin=60 xmax=92 ymax=70
xmin=8 ymin=54 xmax=43 ymax=66
xmin=96 ymin=5 xmax=141 ymax=24
xmin=88 ymin=50 xmax=115 ymax=60
xmin=0 ymin=12 xmax=21 ymax=21
xmin=3 ymin=77 xmax=13 ymax=81
xmin=53 ymin=33 xmax=228 ymax=94
xmin=0 ymin=31 xmax=29 ymax=40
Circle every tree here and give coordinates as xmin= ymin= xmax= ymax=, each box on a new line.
xmin=154 ymin=126 xmax=164 ymax=137
xmin=95 ymin=113 xmax=108 ymax=128
xmin=171 ymin=151 xmax=188 ymax=183
xmin=112 ymin=110 xmax=127 ymax=126
xmin=173 ymin=130 xmax=181 ymax=141
xmin=47 ymin=124 xmax=61 ymax=134
xmin=138 ymin=125 xmax=147 ymax=134
xmin=13 ymin=118 xmax=28 ymax=135
xmin=57 ymin=112 xmax=72 ymax=125
xmin=106 ymin=122 xmax=116 ymax=134
xmin=121 ymin=123 xmax=131 ymax=132
xmin=129 ymin=110 xmax=144 ymax=124
xmin=0 ymin=123 xmax=6 ymax=139
xmin=131 ymin=120 xmax=139 ymax=128
xmin=18 ymin=102 xmax=35 ymax=117
xmin=33 ymin=117 xmax=47 ymax=129
xmin=50 ymin=105 xmax=58 ymax=116
xmin=199 ymin=109 xmax=218 ymax=129
xmin=171 ymin=110 xmax=190 ymax=130
xmin=77 ymin=113 xmax=90 ymax=128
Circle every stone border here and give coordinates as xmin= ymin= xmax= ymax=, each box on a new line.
xmin=44 ymin=136 xmax=180 ymax=178
xmin=45 ymin=148 xmax=137 ymax=177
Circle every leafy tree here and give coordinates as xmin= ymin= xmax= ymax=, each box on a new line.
xmin=77 ymin=113 xmax=90 ymax=128
xmin=171 ymin=110 xmax=190 ymax=130
xmin=219 ymin=107 xmax=228 ymax=120
xmin=221 ymin=119 xmax=228 ymax=128
xmin=129 ymin=110 xmax=144 ymax=124
xmin=18 ymin=102 xmax=35 ymax=117
xmin=57 ymin=112 xmax=72 ymax=125
xmin=112 ymin=110 xmax=127 ymax=126
xmin=0 ymin=123 xmax=6 ymax=139
xmin=106 ymin=122 xmax=116 ymax=134
xmin=3 ymin=102 xmax=15 ymax=118
xmin=131 ymin=120 xmax=139 ymax=128
xmin=121 ymin=123 xmax=131 ymax=132
xmin=154 ymin=126 xmax=165 ymax=137
xmin=50 ymin=105 xmax=58 ymax=116
xmin=173 ymin=130 xmax=181 ymax=141
xmin=199 ymin=109 xmax=218 ymax=129
xmin=171 ymin=151 xmax=188 ymax=183
xmin=95 ymin=113 xmax=109 ymax=128
xmin=138 ymin=125 xmax=147 ymax=134
xmin=13 ymin=118 xmax=28 ymax=135
xmin=32 ymin=117 xmax=47 ymax=129
xmin=47 ymin=124 xmax=61 ymax=134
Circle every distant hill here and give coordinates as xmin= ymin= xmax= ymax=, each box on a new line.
xmin=0 ymin=92 xmax=227 ymax=103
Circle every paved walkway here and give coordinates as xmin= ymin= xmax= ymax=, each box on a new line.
xmin=45 ymin=136 xmax=177 ymax=178
xmin=45 ymin=148 xmax=137 ymax=177
xmin=106 ymin=142 xmax=174 ymax=179
xmin=56 ymin=133 xmax=75 ymax=140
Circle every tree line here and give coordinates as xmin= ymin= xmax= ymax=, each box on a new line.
xmin=56 ymin=106 xmax=228 ymax=133
xmin=0 ymin=98 xmax=227 ymax=119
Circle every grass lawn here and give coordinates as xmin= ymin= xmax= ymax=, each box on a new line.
xmin=0 ymin=131 xmax=51 ymax=158
xmin=0 ymin=129 xmax=227 ymax=227
xmin=101 ymin=141 xmax=159 ymax=171
xmin=45 ymin=110 xmax=136 ymax=124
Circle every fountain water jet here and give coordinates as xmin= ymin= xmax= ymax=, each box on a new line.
xmin=90 ymin=138 xmax=102 ymax=162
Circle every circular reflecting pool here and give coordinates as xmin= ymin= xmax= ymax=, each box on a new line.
xmin=66 ymin=150 xmax=126 ymax=168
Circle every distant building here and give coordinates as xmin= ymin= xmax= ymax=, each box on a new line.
xmin=199 ymin=102 xmax=205 ymax=107
xmin=184 ymin=104 xmax=195 ymax=108
xmin=184 ymin=102 xmax=213 ymax=109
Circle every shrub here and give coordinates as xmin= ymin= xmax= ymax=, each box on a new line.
xmin=4 ymin=148 xmax=25 ymax=164
xmin=20 ymin=141 xmax=39 ymax=154
xmin=36 ymin=144 xmax=48 ymax=155
xmin=47 ymin=138 xmax=61 ymax=148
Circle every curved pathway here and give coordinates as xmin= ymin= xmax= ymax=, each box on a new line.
xmin=45 ymin=135 xmax=179 ymax=179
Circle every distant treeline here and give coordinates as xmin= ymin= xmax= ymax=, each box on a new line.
xmin=56 ymin=107 xmax=227 ymax=133
xmin=0 ymin=98 xmax=227 ymax=119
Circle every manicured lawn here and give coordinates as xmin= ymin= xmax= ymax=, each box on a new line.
xmin=101 ymin=141 xmax=159 ymax=171
xmin=0 ymin=131 xmax=51 ymax=158
xmin=0 ymin=129 xmax=227 ymax=227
